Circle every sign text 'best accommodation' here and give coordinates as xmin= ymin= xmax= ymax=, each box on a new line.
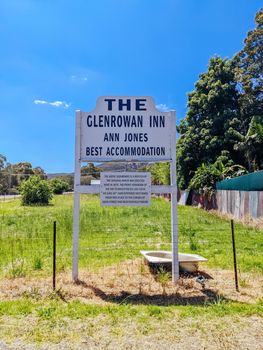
xmin=80 ymin=96 xmax=172 ymax=161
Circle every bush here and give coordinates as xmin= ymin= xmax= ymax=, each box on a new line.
xmin=20 ymin=176 xmax=53 ymax=205
xmin=189 ymin=156 xmax=247 ymax=199
xmin=49 ymin=177 xmax=69 ymax=194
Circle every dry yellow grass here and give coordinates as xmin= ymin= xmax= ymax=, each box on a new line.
xmin=0 ymin=259 xmax=262 ymax=305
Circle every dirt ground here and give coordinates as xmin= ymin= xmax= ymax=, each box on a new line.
xmin=0 ymin=258 xmax=262 ymax=305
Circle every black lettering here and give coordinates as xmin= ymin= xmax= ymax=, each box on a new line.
xmin=87 ymin=115 xmax=92 ymax=127
xmin=118 ymin=99 xmax=131 ymax=111
xmin=136 ymin=99 xmax=147 ymax=111
xmin=104 ymin=98 xmax=116 ymax=111
xmin=86 ymin=147 xmax=102 ymax=156
xmin=104 ymin=133 xmax=119 ymax=141
xmin=149 ymin=115 xmax=165 ymax=127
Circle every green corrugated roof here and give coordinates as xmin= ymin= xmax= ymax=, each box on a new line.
xmin=216 ymin=170 xmax=263 ymax=191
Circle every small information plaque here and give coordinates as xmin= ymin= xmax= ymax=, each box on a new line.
xmin=100 ymin=172 xmax=151 ymax=206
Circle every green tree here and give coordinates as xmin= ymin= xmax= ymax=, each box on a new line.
xmin=145 ymin=163 xmax=170 ymax=185
xmin=81 ymin=162 xmax=100 ymax=179
xmin=0 ymin=154 xmax=10 ymax=194
xmin=189 ymin=154 xmax=247 ymax=198
xmin=177 ymin=57 xmax=241 ymax=189
xmin=234 ymin=115 xmax=263 ymax=171
xmin=234 ymin=8 xmax=263 ymax=123
xmin=11 ymin=162 xmax=34 ymax=188
xmin=81 ymin=162 xmax=100 ymax=185
xmin=11 ymin=163 xmax=46 ymax=189
xmin=0 ymin=154 xmax=6 ymax=170
xmin=20 ymin=176 xmax=52 ymax=205
xmin=33 ymin=166 xmax=47 ymax=180
xmin=49 ymin=177 xmax=69 ymax=194
xmin=233 ymin=8 xmax=263 ymax=170
xmin=63 ymin=174 xmax=74 ymax=190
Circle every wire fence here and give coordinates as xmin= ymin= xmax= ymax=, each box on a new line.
xmin=0 ymin=199 xmax=262 ymax=290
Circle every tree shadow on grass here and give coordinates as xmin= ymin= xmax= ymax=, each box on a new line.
xmin=74 ymin=269 xmax=229 ymax=307
xmin=87 ymin=285 xmax=228 ymax=306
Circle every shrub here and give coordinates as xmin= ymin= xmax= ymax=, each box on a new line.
xmin=49 ymin=177 xmax=69 ymax=194
xmin=20 ymin=176 xmax=53 ymax=205
xmin=33 ymin=256 xmax=43 ymax=270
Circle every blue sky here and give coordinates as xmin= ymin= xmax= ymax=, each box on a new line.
xmin=0 ymin=0 xmax=262 ymax=173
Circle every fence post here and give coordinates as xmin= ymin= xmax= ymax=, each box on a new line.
xmin=53 ymin=221 xmax=57 ymax=291
xmin=231 ymin=219 xmax=239 ymax=292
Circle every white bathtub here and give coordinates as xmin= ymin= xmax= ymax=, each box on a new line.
xmin=140 ymin=250 xmax=207 ymax=273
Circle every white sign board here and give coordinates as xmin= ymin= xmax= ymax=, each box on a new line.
xmin=79 ymin=96 xmax=172 ymax=162
xmin=100 ymin=172 xmax=151 ymax=206
xmin=72 ymin=96 xmax=179 ymax=284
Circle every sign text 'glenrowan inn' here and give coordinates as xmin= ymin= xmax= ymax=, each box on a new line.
xmin=79 ymin=96 xmax=172 ymax=161
xmin=73 ymin=96 xmax=178 ymax=283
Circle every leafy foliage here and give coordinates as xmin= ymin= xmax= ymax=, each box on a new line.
xmin=234 ymin=115 xmax=263 ymax=171
xmin=0 ymin=155 xmax=48 ymax=195
xmin=0 ymin=154 xmax=6 ymax=170
xmin=177 ymin=9 xmax=263 ymax=190
xmin=144 ymin=162 xmax=170 ymax=185
xmin=177 ymin=57 xmax=241 ymax=189
xmin=49 ymin=177 xmax=69 ymax=194
xmin=11 ymin=163 xmax=46 ymax=189
xmin=81 ymin=162 xmax=101 ymax=185
xmin=234 ymin=8 xmax=263 ymax=121
xmin=81 ymin=163 xmax=100 ymax=178
xmin=20 ymin=176 xmax=53 ymax=206
xmin=0 ymin=154 xmax=10 ymax=195
xmin=189 ymin=154 xmax=247 ymax=198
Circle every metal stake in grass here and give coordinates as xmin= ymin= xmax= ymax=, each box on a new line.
xmin=53 ymin=221 xmax=57 ymax=291
xmin=231 ymin=219 xmax=239 ymax=292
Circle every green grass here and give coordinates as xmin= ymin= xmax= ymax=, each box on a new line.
xmin=0 ymin=195 xmax=262 ymax=346
xmin=0 ymin=297 xmax=262 ymax=344
xmin=0 ymin=298 xmax=262 ymax=320
xmin=0 ymin=194 xmax=262 ymax=276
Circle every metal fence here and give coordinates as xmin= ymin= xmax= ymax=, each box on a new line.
xmin=182 ymin=189 xmax=263 ymax=220
xmin=216 ymin=190 xmax=263 ymax=220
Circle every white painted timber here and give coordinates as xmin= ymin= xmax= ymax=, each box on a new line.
xmin=72 ymin=111 xmax=81 ymax=282
xmin=75 ymin=184 xmax=176 ymax=194
xmin=170 ymin=110 xmax=179 ymax=282
xmin=80 ymin=96 xmax=172 ymax=162
xmin=72 ymin=97 xmax=179 ymax=283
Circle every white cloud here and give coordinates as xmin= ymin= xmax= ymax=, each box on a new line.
xmin=34 ymin=99 xmax=48 ymax=105
xmin=49 ymin=101 xmax=70 ymax=108
xmin=70 ymin=75 xmax=88 ymax=83
xmin=156 ymin=103 xmax=170 ymax=112
xmin=70 ymin=68 xmax=101 ymax=84
xmin=34 ymin=99 xmax=70 ymax=109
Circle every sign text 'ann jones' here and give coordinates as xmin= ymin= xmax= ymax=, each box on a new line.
xmin=79 ymin=96 xmax=172 ymax=162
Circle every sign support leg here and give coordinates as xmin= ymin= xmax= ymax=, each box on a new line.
xmin=170 ymin=160 xmax=179 ymax=282
xmin=170 ymin=110 xmax=179 ymax=283
xmin=72 ymin=111 xmax=81 ymax=282
xmin=72 ymin=191 xmax=80 ymax=281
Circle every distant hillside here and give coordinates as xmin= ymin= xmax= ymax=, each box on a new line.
xmin=97 ymin=162 xmax=148 ymax=172
xmin=47 ymin=163 xmax=148 ymax=179
xmin=47 ymin=173 xmax=74 ymax=180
